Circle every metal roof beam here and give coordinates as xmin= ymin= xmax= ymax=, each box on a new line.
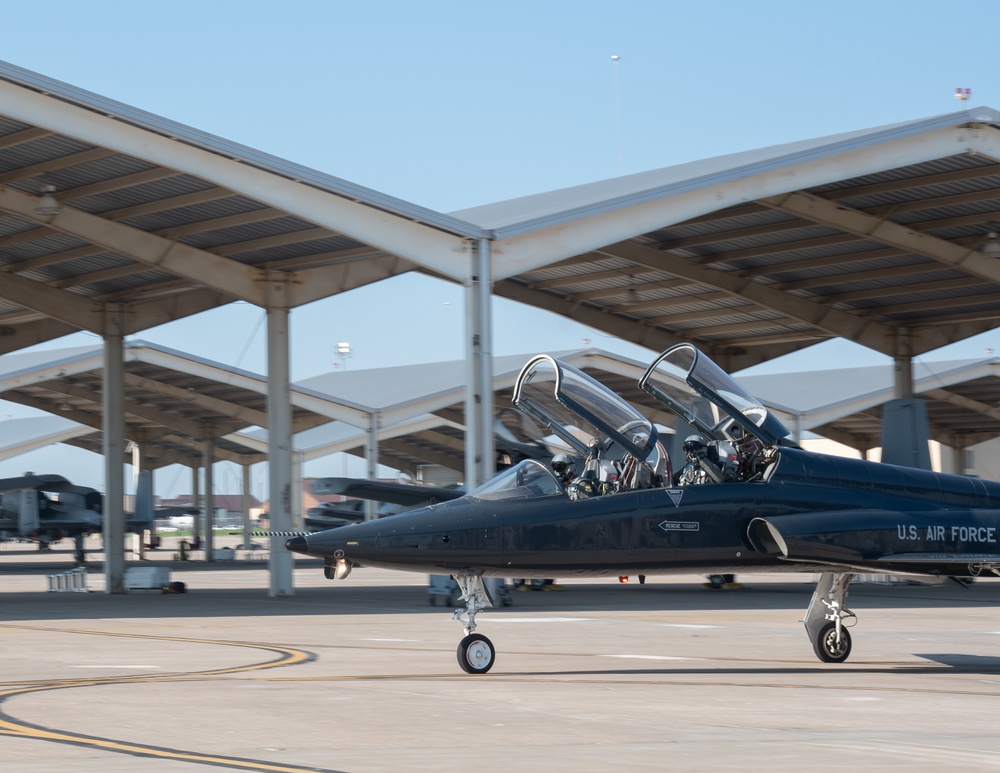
xmin=212 ymin=227 xmax=332 ymax=257
xmin=0 ymin=316 xmax=80 ymax=355
xmin=291 ymin=254 xmax=412 ymax=307
xmin=494 ymin=278 xmax=798 ymax=369
xmin=49 ymin=380 xmax=237 ymax=439
xmin=612 ymin=291 xmax=731 ymax=315
xmin=760 ymin=190 xmax=1000 ymax=285
xmin=61 ymin=168 xmax=178 ymax=202
xmin=822 ymin=277 xmax=982 ymax=304
xmin=720 ymin=331 xmax=829 ymax=348
xmin=648 ymin=303 xmax=766 ymax=326
xmin=122 ymin=373 xmax=268 ymax=427
xmin=924 ymin=387 xmax=1000 ymax=421
xmin=153 ymin=207 xmax=285 ymax=240
xmin=737 ymin=243 xmax=896 ymax=275
xmin=531 ymin=264 xmax=652 ymax=290
xmin=53 ymin=262 xmax=148 ymax=289
xmin=575 ymin=278 xmax=694 ymax=304
xmin=0 ymin=147 xmax=114 ymax=185
xmin=876 ymin=292 xmax=1000 ymax=316
xmin=258 ymin=245 xmax=382 ymax=272
xmin=694 ymin=234 xmax=863 ymax=267
xmin=824 ymin=161 xmax=1000 ymax=200
xmin=776 ymin=261 xmax=939 ymax=292
xmin=0 ymin=184 xmax=265 ymax=304
xmin=159 ymin=433 xmax=258 ymax=464
xmin=0 ymin=224 xmax=54 ymax=249
xmin=0 ymin=269 xmax=101 ymax=331
xmin=101 ymin=188 xmax=231 ymax=220
xmin=594 ymin=240 xmax=895 ymax=352
xmin=688 ymin=317 xmax=791 ymax=337
xmin=4 ymin=244 xmax=106 ymax=273
xmin=912 ymin=309 xmax=1000 ymax=328
xmin=0 ymin=126 xmax=50 ymax=149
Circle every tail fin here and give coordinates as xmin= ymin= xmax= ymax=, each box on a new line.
xmin=129 ymin=470 xmax=154 ymax=529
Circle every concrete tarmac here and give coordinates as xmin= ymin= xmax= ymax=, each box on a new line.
xmin=4 ymin=544 xmax=1000 ymax=772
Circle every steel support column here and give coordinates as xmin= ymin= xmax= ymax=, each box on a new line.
xmin=464 ymin=238 xmax=495 ymax=489
xmin=242 ymin=463 xmax=252 ymax=551
xmin=191 ymin=465 xmax=200 ymax=551
xmin=203 ymin=433 xmax=214 ymax=561
xmin=365 ymin=411 xmax=380 ymax=521
xmin=266 ymin=275 xmax=294 ymax=596
xmin=102 ymin=311 xmax=126 ymax=593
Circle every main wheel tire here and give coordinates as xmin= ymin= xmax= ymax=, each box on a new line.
xmin=813 ymin=622 xmax=852 ymax=663
xmin=457 ymin=633 xmax=496 ymax=674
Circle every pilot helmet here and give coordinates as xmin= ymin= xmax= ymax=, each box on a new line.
xmin=551 ymin=452 xmax=575 ymax=477
xmin=683 ymin=434 xmax=707 ymax=453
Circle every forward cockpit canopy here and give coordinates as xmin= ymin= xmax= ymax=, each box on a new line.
xmin=513 ymin=355 xmax=658 ymax=460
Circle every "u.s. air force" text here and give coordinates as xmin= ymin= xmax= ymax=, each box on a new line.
xmin=897 ymin=525 xmax=996 ymax=543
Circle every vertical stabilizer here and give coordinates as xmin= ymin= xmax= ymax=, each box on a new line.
xmin=130 ymin=470 xmax=154 ymax=529
xmin=880 ymin=398 xmax=932 ymax=470
xmin=17 ymin=488 xmax=39 ymax=536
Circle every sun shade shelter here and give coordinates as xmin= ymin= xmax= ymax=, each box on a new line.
xmin=4 ymin=60 xmax=1000 ymax=591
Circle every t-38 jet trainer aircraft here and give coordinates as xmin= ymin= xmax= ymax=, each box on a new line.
xmin=287 ymin=343 xmax=1000 ymax=674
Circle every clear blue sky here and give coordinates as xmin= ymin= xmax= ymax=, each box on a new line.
xmin=1 ymin=0 xmax=999 ymax=496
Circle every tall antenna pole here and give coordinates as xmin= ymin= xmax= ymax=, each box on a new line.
xmin=611 ymin=54 xmax=623 ymax=175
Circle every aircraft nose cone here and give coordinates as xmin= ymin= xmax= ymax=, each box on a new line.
xmin=285 ymin=535 xmax=310 ymax=554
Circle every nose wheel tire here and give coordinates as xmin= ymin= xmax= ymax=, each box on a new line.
xmin=457 ymin=633 xmax=496 ymax=674
xmin=813 ymin=621 xmax=852 ymax=663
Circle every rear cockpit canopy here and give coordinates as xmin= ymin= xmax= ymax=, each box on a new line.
xmin=639 ymin=343 xmax=789 ymax=446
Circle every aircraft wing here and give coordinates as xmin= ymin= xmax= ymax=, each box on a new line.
xmin=311 ymin=477 xmax=464 ymax=507
xmin=876 ymin=552 xmax=1000 ymax=564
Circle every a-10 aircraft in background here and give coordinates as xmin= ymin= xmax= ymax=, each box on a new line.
xmin=287 ymin=343 xmax=1000 ymax=674
xmin=0 ymin=471 xmax=154 ymax=565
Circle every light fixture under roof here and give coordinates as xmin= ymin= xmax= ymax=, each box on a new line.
xmin=980 ymin=232 xmax=1000 ymax=259
xmin=34 ymin=185 xmax=61 ymax=217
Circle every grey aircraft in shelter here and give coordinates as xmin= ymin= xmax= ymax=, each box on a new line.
xmin=287 ymin=343 xmax=1000 ymax=674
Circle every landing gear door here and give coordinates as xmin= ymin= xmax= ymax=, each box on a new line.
xmin=513 ymin=355 xmax=658 ymax=460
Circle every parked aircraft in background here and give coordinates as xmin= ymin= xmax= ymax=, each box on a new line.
xmin=288 ymin=343 xmax=1000 ymax=674
xmin=0 ymin=472 xmax=154 ymax=565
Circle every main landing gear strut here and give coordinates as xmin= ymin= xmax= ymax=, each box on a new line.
xmin=804 ymin=572 xmax=857 ymax=663
xmin=451 ymin=574 xmax=496 ymax=674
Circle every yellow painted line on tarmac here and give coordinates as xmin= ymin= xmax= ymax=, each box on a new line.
xmin=0 ymin=624 xmax=339 ymax=772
